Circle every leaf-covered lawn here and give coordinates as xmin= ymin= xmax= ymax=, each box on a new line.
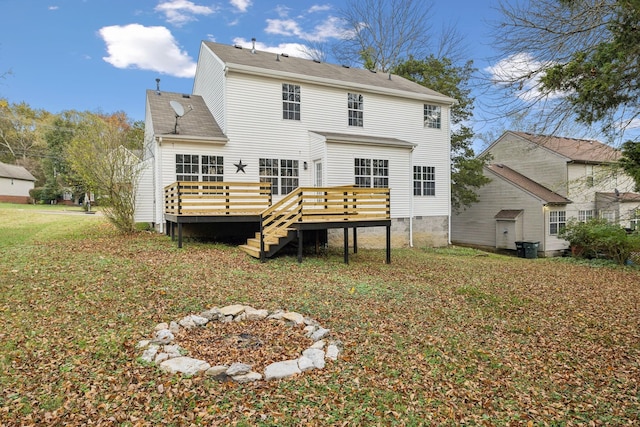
xmin=0 ymin=206 xmax=638 ymax=426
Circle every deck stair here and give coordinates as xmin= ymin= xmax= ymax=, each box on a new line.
xmin=239 ymin=186 xmax=390 ymax=261
xmin=239 ymin=188 xmax=303 ymax=260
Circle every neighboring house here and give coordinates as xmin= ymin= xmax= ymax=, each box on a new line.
xmin=0 ymin=161 xmax=36 ymax=204
xmin=136 ymin=41 xmax=455 ymax=254
xmin=451 ymin=131 xmax=640 ymax=256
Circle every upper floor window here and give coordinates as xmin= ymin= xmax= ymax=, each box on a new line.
xmin=424 ymin=104 xmax=441 ymax=129
xmin=355 ymin=158 xmax=388 ymax=188
xmin=259 ymin=158 xmax=299 ymax=195
xmin=348 ymin=93 xmax=363 ymax=127
xmin=413 ymin=166 xmax=435 ymax=196
xmin=549 ymin=210 xmax=566 ymax=235
xmin=282 ymin=84 xmax=300 ymax=120
xmin=585 ymin=165 xmax=594 ymax=187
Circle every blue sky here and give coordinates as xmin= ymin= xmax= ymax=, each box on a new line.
xmin=0 ymin=0 xmax=503 ymax=124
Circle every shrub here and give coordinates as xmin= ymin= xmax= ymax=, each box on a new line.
xmin=559 ymin=218 xmax=640 ymax=265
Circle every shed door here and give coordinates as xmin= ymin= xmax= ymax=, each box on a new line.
xmin=496 ymin=219 xmax=518 ymax=249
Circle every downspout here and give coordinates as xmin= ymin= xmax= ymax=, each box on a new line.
xmin=409 ymin=145 xmax=415 ymax=247
xmin=157 ymin=136 xmax=163 ymax=234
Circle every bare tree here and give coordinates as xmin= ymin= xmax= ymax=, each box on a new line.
xmin=334 ymin=0 xmax=445 ymax=72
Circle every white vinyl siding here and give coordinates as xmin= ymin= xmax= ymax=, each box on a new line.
xmin=193 ymin=43 xmax=227 ymax=132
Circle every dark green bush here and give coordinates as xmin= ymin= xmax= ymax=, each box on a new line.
xmin=559 ymin=218 xmax=640 ymax=265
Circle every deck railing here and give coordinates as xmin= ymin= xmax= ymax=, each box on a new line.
xmin=164 ymin=181 xmax=272 ymax=216
xmin=258 ymin=186 xmax=390 ymax=259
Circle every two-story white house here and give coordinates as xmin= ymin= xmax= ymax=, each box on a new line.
xmin=136 ymin=41 xmax=455 ymax=258
xmin=451 ymin=131 xmax=640 ymax=256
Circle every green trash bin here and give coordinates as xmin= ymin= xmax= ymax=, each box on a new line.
xmin=522 ymin=241 xmax=539 ymax=259
xmin=514 ymin=241 xmax=525 ymax=258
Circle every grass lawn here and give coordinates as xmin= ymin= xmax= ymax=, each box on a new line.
xmin=0 ymin=203 xmax=638 ymax=425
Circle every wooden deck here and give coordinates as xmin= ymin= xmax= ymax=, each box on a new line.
xmin=164 ymin=182 xmax=391 ymax=263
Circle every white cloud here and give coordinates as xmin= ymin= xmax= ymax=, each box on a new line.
xmin=230 ymin=0 xmax=252 ymax=13
xmin=99 ymin=24 xmax=196 ymax=78
xmin=155 ymin=0 xmax=216 ymax=26
xmin=486 ymin=52 xmax=563 ymax=101
xmin=309 ymin=4 xmax=332 ymax=13
xmin=265 ymin=19 xmax=303 ymax=37
xmin=48 ymin=5 xmax=59 ymax=10
xmin=232 ymin=37 xmax=314 ymax=59
xmin=265 ymin=16 xmax=347 ymax=42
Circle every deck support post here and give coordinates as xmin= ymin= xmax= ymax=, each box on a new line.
xmin=178 ymin=223 xmax=183 ymax=249
xmin=353 ymin=227 xmax=358 ymax=254
xmin=386 ymin=223 xmax=391 ymax=264
xmin=297 ymin=229 xmax=303 ymax=263
xmin=259 ymin=217 xmax=265 ymax=263
xmin=343 ymin=227 xmax=349 ymax=264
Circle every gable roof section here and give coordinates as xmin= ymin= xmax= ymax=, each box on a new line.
xmin=146 ymin=90 xmax=227 ymax=142
xmin=509 ymin=131 xmax=620 ymax=163
xmin=0 ymin=162 xmax=36 ymax=181
xmin=487 ymin=164 xmax=571 ymax=205
xmin=202 ymin=42 xmax=455 ymax=105
xmin=598 ymin=192 xmax=640 ymax=202
xmin=311 ymin=131 xmax=416 ymax=149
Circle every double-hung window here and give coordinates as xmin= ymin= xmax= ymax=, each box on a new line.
xmin=176 ymin=154 xmax=223 ymax=182
xmin=176 ymin=154 xmax=200 ymax=181
xmin=549 ymin=210 xmax=566 ymax=235
xmin=578 ymin=209 xmax=593 ymax=222
xmin=282 ymin=83 xmax=300 ymax=120
xmin=355 ymin=158 xmax=388 ymax=188
xmin=201 ymin=155 xmax=224 ymax=182
xmin=348 ymin=93 xmax=363 ymax=127
xmin=413 ymin=166 xmax=435 ymax=196
xmin=424 ymin=104 xmax=441 ymax=129
xmin=259 ymin=158 xmax=299 ymax=195
xmin=630 ymin=209 xmax=640 ymax=231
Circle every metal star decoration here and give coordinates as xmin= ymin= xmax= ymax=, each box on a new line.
xmin=234 ymin=159 xmax=247 ymax=173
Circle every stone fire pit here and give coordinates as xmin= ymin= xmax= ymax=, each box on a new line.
xmin=136 ymin=304 xmax=342 ymax=382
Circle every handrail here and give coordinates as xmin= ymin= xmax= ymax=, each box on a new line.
xmin=257 ymin=186 xmax=390 ymax=260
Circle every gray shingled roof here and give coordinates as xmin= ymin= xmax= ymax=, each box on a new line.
xmin=146 ymin=90 xmax=226 ymax=140
xmin=0 ymin=162 xmax=36 ymax=181
xmin=202 ymin=42 xmax=454 ymax=103
xmin=510 ymin=131 xmax=620 ymax=163
xmin=487 ymin=164 xmax=571 ymax=205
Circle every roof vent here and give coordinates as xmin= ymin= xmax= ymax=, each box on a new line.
xmin=281 ymin=53 xmax=289 ymax=58
xmin=182 ymin=94 xmax=191 ymax=99
xmin=251 ymin=37 xmax=256 ymax=54
xmin=369 ymin=69 xmax=377 ymax=73
xmin=155 ymin=78 xmax=161 ymax=95
xmin=388 ymin=73 xmax=392 ymax=80
xmin=234 ymin=44 xmax=243 ymax=49
xmin=313 ymin=59 xmax=321 ymax=63
xmin=342 ymin=64 xmax=350 ymax=68
xmin=496 ymin=164 xmax=504 ymax=168
xmin=276 ymin=53 xmax=280 ymax=61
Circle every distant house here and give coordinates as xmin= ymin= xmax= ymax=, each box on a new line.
xmin=0 ymin=161 xmax=36 ymax=204
xmin=136 ymin=41 xmax=455 ymax=259
xmin=451 ymin=131 xmax=640 ymax=256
